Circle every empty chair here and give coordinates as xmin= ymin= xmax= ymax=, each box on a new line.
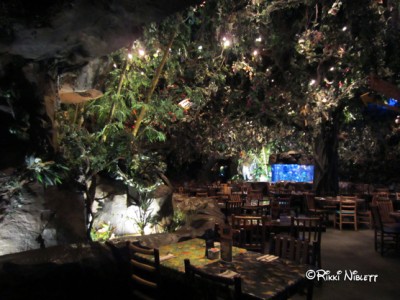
xmin=184 ymin=258 xmax=242 ymax=300
xmin=290 ymin=216 xmax=323 ymax=268
xmin=371 ymin=192 xmax=390 ymax=205
xmin=271 ymin=198 xmax=292 ymax=219
xmin=371 ymin=206 xmax=400 ymax=256
xmin=230 ymin=193 xmax=242 ymax=202
xmin=231 ymin=215 xmax=269 ymax=252
xmin=127 ymin=241 xmax=160 ymax=300
xmin=305 ymin=194 xmax=332 ymax=223
xmin=247 ymin=191 xmax=263 ymax=204
xmin=357 ymin=200 xmax=372 ymax=229
xmin=376 ymin=200 xmax=395 ymax=224
xmin=334 ymin=200 xmax=357 ymax=230
xmin=269 ymin=234 xmax=317 ymax=265
xmin=276 ymin=197 xmax=292 ymax=217
xmin=268 ymin=235 xmax=316 ymax=299
xmin=225 ymin=200 xmax=244 ymax=218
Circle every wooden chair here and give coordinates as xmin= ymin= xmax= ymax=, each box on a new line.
xmin=334 ymin=200 xmax=357 ymax=230
xmin=371 ymin=192 xmax=390 ymax=205
xmin=230 ymin=193 xmax=242 ymax=202
xmin=269 ymin=234 xmax=317 ymax=265
xmin=247 ymin=191 xmax=263 ymax=204
xmin=395 ymin=192 xmax=400 ymax=201
xmin=290 ymin=216 xmax=323 ymax=268
xmin=376 ymin=200 xmax=395 ymax=224
xmin=127 ymin=241 xmax=160 ymax=300
xmin=305 ymin=194 xmax=332 ymax=223
xmin=276 ymin=197 xmax=292 ymax=216
xmin=357 ymin=200 xmax=372 ymax=229
xmin=269 ymin=235 xmax=316 ymax=299
xmin=270 ymin=197 xmax=292 ymax=220
xmin=184 ymin=258 xmax=242 ymax=300
xmin=225 ymin=201 xmax=244 ymax=218
xmin=371 ymin=206 xmax=400 ymax=256
xmin=231 ymin=215 xmax=269 ymax=252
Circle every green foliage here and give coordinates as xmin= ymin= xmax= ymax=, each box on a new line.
xmin=132 ymin=192 xmax=155 ymax=235
xmin=90 ymin=222 xmax=115 ymax=241
xmin=24 ymin=155 xmax=68 ymax=187
xmin=164 ymin=209 xmax=186 ymax=232
xmin=54 ymin=0 xmax=400 ymax=189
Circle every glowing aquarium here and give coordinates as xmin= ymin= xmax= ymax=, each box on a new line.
xmin=271 ymin=164 xmax=314 ymax=183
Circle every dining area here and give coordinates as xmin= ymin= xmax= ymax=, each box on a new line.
xmin=121 ymin=234 xmax=315 ymax=300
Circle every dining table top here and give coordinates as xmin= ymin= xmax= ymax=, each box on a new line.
xmin=156 ymin=238 xmax=312 ymax=300
xmin=315 ymin=196 xmax=365 ymax=203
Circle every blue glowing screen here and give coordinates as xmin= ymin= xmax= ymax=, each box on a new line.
xmin=387 ymin=98 xmax=399 ymax=106
xmin=271 ymin=164 xmax=314 ymax=183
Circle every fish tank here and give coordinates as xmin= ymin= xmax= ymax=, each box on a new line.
xmin=271 ymin=164 xmax=314 ymax=183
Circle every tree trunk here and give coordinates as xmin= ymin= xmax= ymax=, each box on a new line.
xmin=313 ymin=110 xmax=342 ymax=196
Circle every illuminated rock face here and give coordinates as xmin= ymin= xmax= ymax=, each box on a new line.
xmin=0 ymin=182 xmax=86 ymax=256
xmin=92 ymin=183 xmax=174 ymax=236
xmin=0 ymin=0 xmax=201 ymax=66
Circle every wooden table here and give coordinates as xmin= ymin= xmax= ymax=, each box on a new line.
xmin=155 ymin=238 xmax=313 ymax=299
xmin=315 ymin=196 xmax=365 ymax=206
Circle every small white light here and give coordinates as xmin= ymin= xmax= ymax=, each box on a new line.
xmin=223 ymin=39 xmax=231 ymax=48
xmin=253 ymin=50 xmax=258 ymax=56
xmin=198 ymin=45 xmax=203 ymax=50
xmin=255 ymin=37 xmax=262 ymax=42
xmin=309 ymin=79 xmax=316 ymax=86
xmin=322 ymin=98 xmax=328 ymax=103
xmin=140 ymin=72 xmax=144 ymax=75
xmin=127 ymin=53 xmax=133 ymax=60
xmin=113 ymin=63 xmax=117 ymax=68
xmin=342 ymin=26 xmax=347 ymax=31
xmin=329 ymin=67 xmax=335 ymax=71
xmin=271 ymin=79 xmax=274 ymax=82
xmin=138 ymin=49 xmax=145 ymax=57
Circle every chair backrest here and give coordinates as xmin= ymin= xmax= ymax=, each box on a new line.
xmin=305 ymin=194 xmax=316 ymax=210
xmin=372 ymin=192 xmax=390 ymax=205
xmin=339 ymin=200 xmax=357 ymax=214
xmin=269 ymin=234 xmax=316 ymax=265
xmin=127 ymin=241 xmax=160 ymax=298
xmin=230 ymin=193 xmax=242 ymax=202
xmin=396 ymin=192 xmax=400 ymax=201
xmin=371 ymin=205 xmax=383 ymax=230
xmin=339 ymin=195 xmax=358 ymax=201
xmin=247 ymin=192 xmax=263 ymax=201
xmin=225 ymin=201 xmax=244 ymax=216
xmin=376 ymin=200 xmax=394 ymax=223
xmin=184 ymin=259 xmax=242 ymax=300
xmin=290 ymin=216 xmax=322 ymax=245
xmin=231 ymin=215 xmax=269 ymax=252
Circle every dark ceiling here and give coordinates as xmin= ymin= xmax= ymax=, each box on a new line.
xmin=0 ymin=0 xmax=202 ymax=67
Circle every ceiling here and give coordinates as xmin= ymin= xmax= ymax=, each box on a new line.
xmin=0 ymin=0 xmax=202 ymax=68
